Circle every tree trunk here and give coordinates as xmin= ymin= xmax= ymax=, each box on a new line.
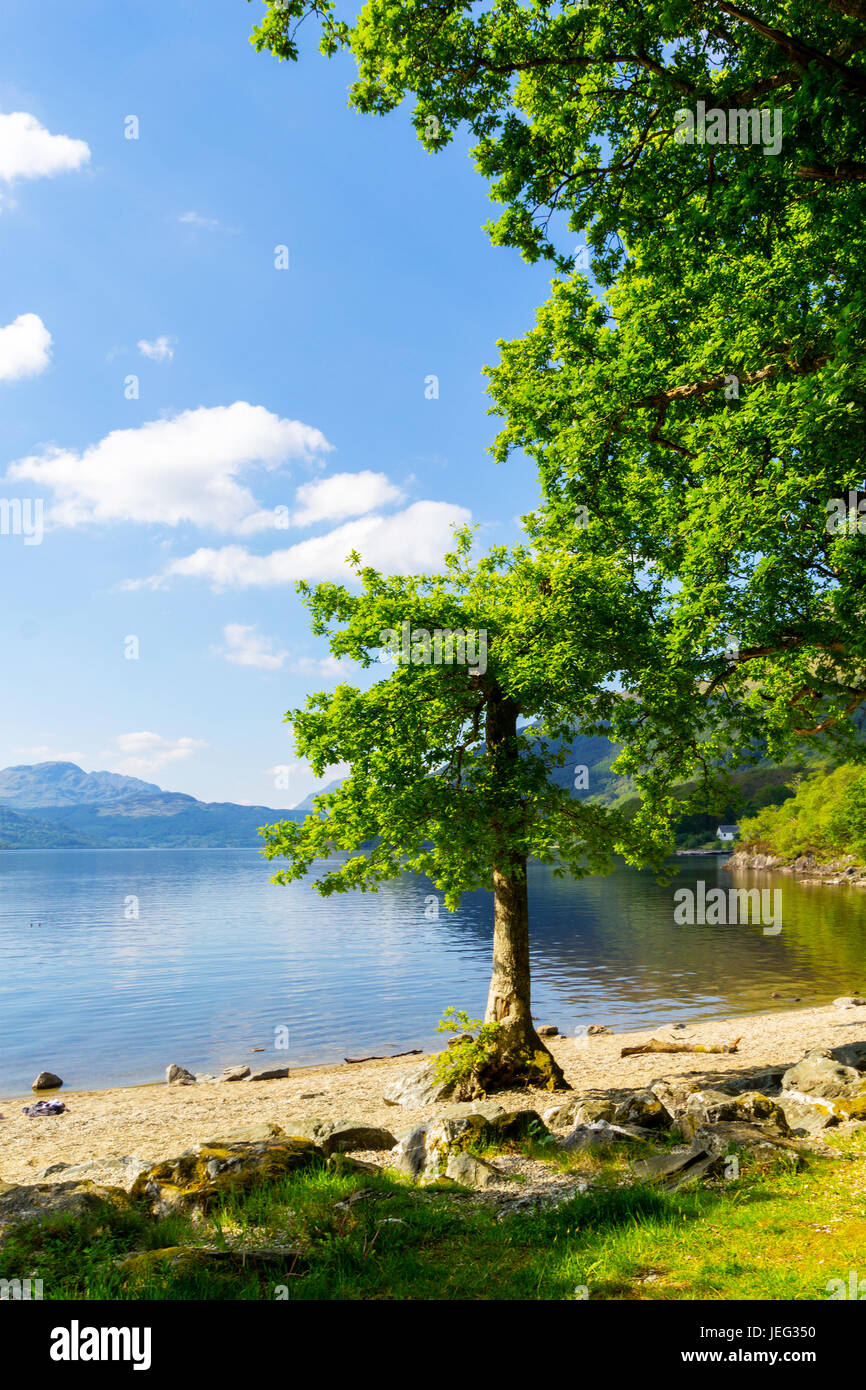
xmin=468 ymin=690 xmax=568 ymax=1095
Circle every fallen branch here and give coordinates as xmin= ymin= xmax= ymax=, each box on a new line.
xmin=620 ymin=1037 xmax=742 ymax=1057
xmin=344 ymin=1048 xmax=423 ymax=1064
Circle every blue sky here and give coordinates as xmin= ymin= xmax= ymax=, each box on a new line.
xmin=0 ymin=0 xmax=556 ymax=806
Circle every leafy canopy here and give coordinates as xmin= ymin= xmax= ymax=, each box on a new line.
xmin=260 ymin=530 xmax=672 ymax=903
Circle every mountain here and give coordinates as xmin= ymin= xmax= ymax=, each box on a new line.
xmin=0 ymin=762 xmax=163 ymax=808
xmin=0 ymin=763 xmax=304 ymax=849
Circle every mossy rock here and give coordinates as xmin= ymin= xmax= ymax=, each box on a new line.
xmin=130 ymin=1138 xmax=323 ymax=1216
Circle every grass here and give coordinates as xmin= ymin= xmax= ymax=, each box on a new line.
xmin=3 ymin=1130 xmax=866 ymax=1300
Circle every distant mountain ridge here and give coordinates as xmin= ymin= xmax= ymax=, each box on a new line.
xmin=0 ymin=762 xmax=303 ymax=849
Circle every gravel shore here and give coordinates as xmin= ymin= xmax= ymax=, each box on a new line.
xmin=3 ymin=999 xmax=866 ymax=1189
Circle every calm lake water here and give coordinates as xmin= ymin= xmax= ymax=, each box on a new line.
xmin=2 ymin=848 xmax=866 ymax=1094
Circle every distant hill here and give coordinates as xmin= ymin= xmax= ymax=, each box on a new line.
xmin=0 ymin=762 xmax=304 ymax=849
xmin=0 ymin=761 xmax=163 ymax=808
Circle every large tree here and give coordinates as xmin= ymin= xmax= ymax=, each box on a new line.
xmin=251 ymin=0 xmax=866 ymax=805
xmin=261 ymin=531 xmax=665 ymax=1091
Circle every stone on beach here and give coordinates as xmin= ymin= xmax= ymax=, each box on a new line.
xmin=32 ymin=1071 xmax=63 ymax=1091
xmin=166 ymin=1064 xmax=196 ymax=1086
xmin=383 ymin=1062 xmax=454 ymax=1106
xmin=219 ymin=1065 xmax=251 ymax=1083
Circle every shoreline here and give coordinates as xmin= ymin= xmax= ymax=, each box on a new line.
xmin=727 ymin=849 xmax=866 ymax=884
xmin=3 ymin=998 xmax=866 ymax=1190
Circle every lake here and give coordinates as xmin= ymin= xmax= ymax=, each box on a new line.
xmin=2 ymin=848 xmax=866 ymax=1094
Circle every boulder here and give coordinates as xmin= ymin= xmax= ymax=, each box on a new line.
xmin=681 ymin=1089 xmax=790 ymax=1137
xmin=832 ymin=1041 xmax=866 ymax=1071
xmin=777 ymin=1091 xmax=838 ymax=1134
xmin=318 ymin=1122 xmax=398 ymax=1156
xmin=632 ymin=1145 xmax=722 ymax=1189
xmin=559 ymin=1120 xmax=645 ymax=1151
xmin=390 ymin=1126 xmax=429 ymax=1180
xmin=613 ymin=1088 xmax=673 ymax=1131
xmin=440 ymin=1151 xmax=502 ymax=1188
xmin=129 ymin=1138 xmax=323 ymax=1216
xmin=440 ymin=1100 xmax=507 ymax=1125
xmin=382 ymin=1063 xmax=454 ymax=1107
xmin=166 ymin=1064 xmax=196 ymax=1086
xmin=833 ymin=997 xmax=866 ymax=1009
xmin=246 ymin=1067 xmax=290 ymax=1082
xmin=32 ymin=1071 xmax=63 ymax=1091
xmin=537 ymin=1025 xmax=559 ymax=1037
xmin=117 ymin=1244 xmax=306 ymax=1282
xmin=0 ymin=1180 xmax=130 ymax=1247
xmin=781 ymin=1049 xmax=861 ymax=1099
xmin=218 ymin=1065 xmax=251 ymax=1083
xmin=586 ymin=1025 xmax=611 ymax=1036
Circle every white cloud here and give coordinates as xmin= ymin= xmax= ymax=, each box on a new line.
xmin=7 ymin=402 xmax=333 ymax=531
xmin=0 ymin=111 xmax=90 ymax=196
xmin=103 ymin=731 xmax=207 ymax=777
xmin=0 ymin=313 xmax=52 ymax=381
xmin=128 ymin=500 xmax=472 ymax=590
xmin=216 ymin=623 xmax=288 ymax=671
xmin=291 ymin=471 xmax=405 ymax=526
xmin=138 ymin=335 xmax=174 ymax=362
xmin=179 ymin=211 xmax=227 ymax=231
xmin=292 ymin=655 xmax=355 ymax=679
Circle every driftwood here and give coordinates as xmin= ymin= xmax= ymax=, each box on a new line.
xmin=620 ymin=1037 xmax=742 ymax=1058
xmin=344 ymin=1048 xmax=423 ymax=1064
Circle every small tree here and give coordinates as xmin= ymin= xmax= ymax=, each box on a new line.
xmin=261 ymin=529 xmax=664 ymax=1093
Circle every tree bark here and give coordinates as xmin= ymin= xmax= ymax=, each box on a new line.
xmin=471 ymin=689 xmax=568 ymax=1093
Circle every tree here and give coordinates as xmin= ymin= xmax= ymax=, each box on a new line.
xmin=261 ymin=530 xmax=665 ymax=1091
xmin=251 ymin=0 xmax=866 ymax=803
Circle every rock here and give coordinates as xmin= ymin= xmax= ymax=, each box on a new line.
xmin=777 ymin=1091 xmax=838 ymax=1134
xmin=218 ymin=1065 xmax=251 ymax=1083
xmin=390 ymin=1126 xmax=429 ymax=1180
xmin=681 ymin=1089 xmax=790 ymax=1137
xmin=32 ymin=1071 xmax=63 ymax=1091
xmin=693 ymin=1121 xmax=805 ymax=1163
xmin=833 ymin=997 xmax=866 ymax=1009
xmin=35 ymin=1155 xmax=148 ymax=1182
xmin=440 ymin=1151 xmax=502 ymax=1188
xmin=647 ymin=1078 xmax=700 ymax=1114
xmin=129 ymin=1138 xmax=323 ymax=1217
xmin=492 ymin=1109 xmax=550 ymax=1141
xmin=440 ymin=1100 xmax=507 ymax=1125
xmin=613 ymin=1088 xmax=673 ymax=1131
xmin=559 ymin=1120 xmax=644 ymax=1151
xmin=117 ymin=1244 xmax=306 ymax=1282
xmin=446 ymin=1033 xmax=473 ymax=1047
xmin=0 ymin=1181 xmax=130 ymax=1247
xmin=246 ymin=1067 xmax=290 ymax=1082
xmin=537 ymin=1025 xmax=559 ymax=1037
xmin=632 ymin=1145 xmax=721 ymax=1189
xmin=543 ymin=1096 xmax=618 ymax=1128
xmin=542 ymin=1098 xmax=583 ymax=1128
xmin=166 ymin=1064 xmax=196 ymax=1086
xmin=586 ymin=1025 xmax=611 ymax=1036
xmin=318 ymin=1122 xmax=397 ymax=1156
xmin=781 ymin=1048 xmax=861 ymax=1099
xmin=194 ymin=1074 xmax=218 ymax=1083
xmin=383 ymin=1063 xmax=454 ymax=1107
xmin=283 ymin=1117 xmax=336 ymax=1144
xmin=831 ymin=1041 xmax=866 ymax=1071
